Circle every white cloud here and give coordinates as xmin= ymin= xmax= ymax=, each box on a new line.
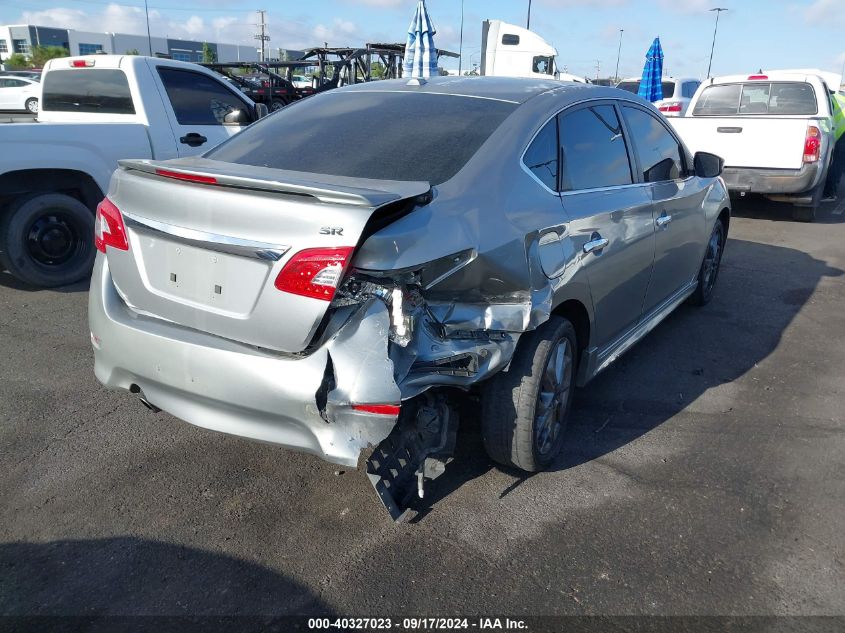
xmin=806 ymin=0 xmax=835 ymax=24
xmin=313 ymin=18 xmax=359 ymax=46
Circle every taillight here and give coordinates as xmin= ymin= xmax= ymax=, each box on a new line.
xmin=70 ymin=59 xmax=94 ymax=68
xmin=155 ymin=168 xmax=217 ymax=185
xmin=94 ymin=198 xmax=129 ymax=253
xmin=274 ymin=247 xmax=354 ymax=301
xmin=804 ymin=126 xmax=821 ymax=163
xmin=659 ymin=102 xmax=683 ymax=113
xmin=748 ymin=74 xmax=768 ymax=80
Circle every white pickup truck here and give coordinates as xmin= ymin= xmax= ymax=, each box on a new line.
xmin=0 ymin=55 xmax=265 ymax=287
xmin=670 ymin=70 xmax=840 ymax=221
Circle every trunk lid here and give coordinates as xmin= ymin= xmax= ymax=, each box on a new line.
xmin=671 ymin=116 xmax=815 ymax=170
xmin=105 ymin=157 xmax=430 ymax=353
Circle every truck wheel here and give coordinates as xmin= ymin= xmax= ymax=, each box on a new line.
xmin=0 ymin=193 xmax=95 ymax=287
xmin=25 ymin=98 xmax=38 ymax=114
xmin=791 ymin=206 xmax=816 ymax=222
xmin=270 ymin=99 xmax=287 ymax=111
xmin=689 ymin=219 xmax=726 ymax=306
xmin=481 ymin=316 xmax=577 ymax=472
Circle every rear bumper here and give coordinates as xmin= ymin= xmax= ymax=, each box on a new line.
xmin=88 ymin=255 xmax=401 ymax=467
xmin=721 ymin=163 xmax=822 ymax=195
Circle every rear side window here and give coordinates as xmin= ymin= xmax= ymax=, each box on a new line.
xmin=559 ymin=105 xmax=633 ymax=191
xmin=42 ymin=69 xmax=135 ymax=114
xmin=208 ymin=91 xmax=516 ymax=185
xmin=158 ymin=67 xmax=249 ymax=125
xmin=694 ymin=82 xmax=817 ymax=116
xmin=621 ymin=106 xmax=684 ymax=182
xmin=523 ymin=119 xmax=559 ymax=191
xmin=616 ymin=80 xmax=674 ymax=99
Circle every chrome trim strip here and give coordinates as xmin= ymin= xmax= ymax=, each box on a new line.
xmin=122 ymin=212 xmax=291 ymax=261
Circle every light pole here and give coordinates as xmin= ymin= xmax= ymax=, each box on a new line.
xmin=527 ymin=0 xmax=532 ymax=30
xmin=459 ymin=0 xmax=464 ymax=75
xmin=614 ymin=29 xmax=624 ymax=82
xmin=707 ymin=7 xmax=728 ymax=78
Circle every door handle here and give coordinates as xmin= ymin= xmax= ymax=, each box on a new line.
xmin=583 ymin=237 xmax=609 ymax=254
xmin=656 ymin=214 xmax=673 ymax=228
xmin=180 ymin=132 xmax=208 ymax=147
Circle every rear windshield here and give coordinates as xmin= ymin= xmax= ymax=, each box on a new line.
xmin=693 ymin=82 xmax=818 ymax=116
xmin=616 ymin=80 xmax=675 ymax=98
xmin=207 ymin=90 xmax=517 ymax=184
xmin=42 ymin=68 xmax=134 ymax=114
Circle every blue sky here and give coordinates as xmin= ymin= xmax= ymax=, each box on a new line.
xmin=2 ymin=0 xmax=843 ymax=80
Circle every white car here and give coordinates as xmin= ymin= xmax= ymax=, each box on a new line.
xmin=616 ymin=76 xmax=701 ymax=116
xmin=291 ymin=74 xmax=312 ymax=89
xmin=0 ymin=75 xmax=40 ymax=113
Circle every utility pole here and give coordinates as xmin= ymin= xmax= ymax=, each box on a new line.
xmin=254 ymin=9 xmax=270 ymax=63
xmin=595 ymin=59 xmax=601 ymax=81
xmin=144 ymin=0 xmax=152 ymax=55
xmin=614 ymin=29 xmax=624 ymax=82
xmin=527 ymin=0 xmax=532 ymax=30
xmin=707 ymin=7 xmax=728 ymax=78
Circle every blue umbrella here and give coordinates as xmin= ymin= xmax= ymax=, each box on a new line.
xmin=638 ymin=37 xmax=664 ymax=102
xmin=403 ymin=0 xmax=438 ymax=78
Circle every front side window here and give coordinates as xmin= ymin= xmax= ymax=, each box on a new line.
xmin=42 ymin=69 xmax=135 ymax=114
xmin=158 ymin=67 xmax=249 ymax=125
xmin=559 ymin=105 xmax=633 ymax=191
xmin=523 ymin=119 xmax=559 ymax=191
xmin=533 ymin=56 xmax=554 ymax=76
xmin=208 ymin=91 xmax=516 ymax=185
xmin=622 ymin=106 xmax=684 ymax=182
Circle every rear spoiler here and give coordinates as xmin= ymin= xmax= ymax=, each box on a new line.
xmin=118 ymin=158 xmax=432 ymax=208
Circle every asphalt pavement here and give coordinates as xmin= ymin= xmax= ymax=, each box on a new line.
xmin=1 ymin=197 xmax=843 ymax=620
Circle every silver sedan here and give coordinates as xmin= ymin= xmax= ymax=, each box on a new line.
xmin=89 ymin=77 xmax=730 ymax=519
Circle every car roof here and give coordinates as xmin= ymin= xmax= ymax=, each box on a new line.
xmin=336 ymin=76 xmax=610 ymax=104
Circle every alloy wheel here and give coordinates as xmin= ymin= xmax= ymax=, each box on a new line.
xmin=534 ymin=338 xmax=574 ymax=456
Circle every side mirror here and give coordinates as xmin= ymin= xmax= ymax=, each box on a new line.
xmin=223 ymin=109 xmax=251 ymax=125
xmin=254 ymin=103 xmax=269 ymax=120
xmin=693 ymin=151 xmax=724 ymax=178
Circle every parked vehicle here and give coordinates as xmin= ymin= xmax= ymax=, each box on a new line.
xmin=0 ymin=54 xmax=265 ymax=287
xmin=0 ymin=75 xmax=40 ymax=113
xmin=616 ymin=76 xmax=701 ymax=116
xmin=0 ymin=70 xmax=42 ymax=81
xmin=89 ymin=78 xmax=730 ymax=520
xmin=292 ymin=74 xmax=312 ymax=89
xmin=669 ymin=70 xmax=838 ymax=221
xmin=480 ymin=20 xmax=587 ymax=83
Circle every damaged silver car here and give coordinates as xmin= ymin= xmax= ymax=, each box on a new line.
xmin=89 ymin=77 xmax=730 ymax=519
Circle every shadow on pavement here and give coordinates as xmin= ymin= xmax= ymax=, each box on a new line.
xmin=730 ymin=193 xmax=845 ymax=224
xmin=0 ymin=537 xmax=329 ymax=617
xmin=414 ymin=236 xmax=843 ymax=516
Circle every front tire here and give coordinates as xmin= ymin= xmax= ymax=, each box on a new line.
xmin=689 ymin=219 xmax=726 ymax=306
xmin=481 ymin=316 xmax=577 ymax=472
xmin=0 ymin=193 xmax=95 ymax=287
xmin=25 ymin=98 xmax=38 ymax=114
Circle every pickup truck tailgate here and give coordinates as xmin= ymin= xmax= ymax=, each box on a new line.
xmin=671 ymin=117 xmax=812 ymax=170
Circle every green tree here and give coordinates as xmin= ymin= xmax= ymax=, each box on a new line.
xmin=202 ymin=42 xmax=217 ymax=63
xmin=30 ymin=45 xmax=70 ymax=68
xmin=4 ymin=53 xmax=30 ymax=69
xmin=370 ymin=61 xmax=386 ymax=79
xmin=125 ymin=48 xmax=140 ymax=55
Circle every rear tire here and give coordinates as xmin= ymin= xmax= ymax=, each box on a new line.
xmin=791 ymin=205 xmax=816 ymax=222
xmin=0 ymin=193 xmax=95 ymax=287
xmin=270 ymin=98 xmax=287 ymax=111
xmin=481 ymin=316 xmax=577 ymax=472
xmin=25 ymin=98 xmax=38 ymax=114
